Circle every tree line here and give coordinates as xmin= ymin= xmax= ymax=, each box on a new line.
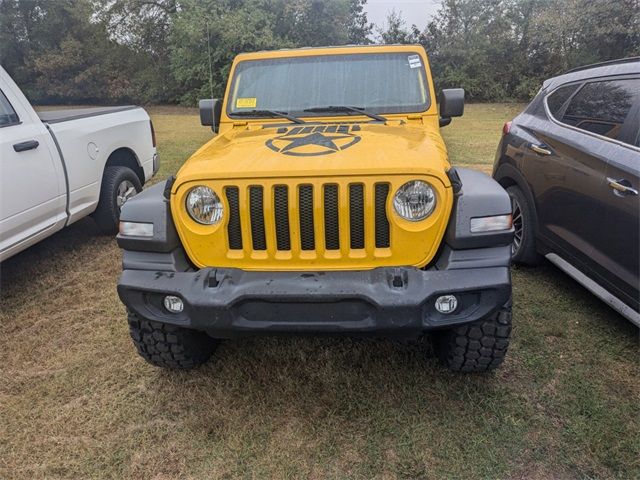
xmin=1 ymin=0 xmax=638 ymax=105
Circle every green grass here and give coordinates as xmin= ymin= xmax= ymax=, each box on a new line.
xmin=442 ymin=103 xmax=525 ymax=170
xmin=1 ymin=104 xmax=638 ymax=479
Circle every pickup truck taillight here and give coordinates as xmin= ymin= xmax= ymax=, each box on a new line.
xmin=150 ymin=120 xmax=157 ymax=147
xmin=502 ymin=121 xmax=512 ymax=136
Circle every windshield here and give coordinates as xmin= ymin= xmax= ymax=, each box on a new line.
xmin=227 ymin=52 xmax=430 ymax=118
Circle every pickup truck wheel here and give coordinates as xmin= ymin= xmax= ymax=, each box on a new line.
xmin=93 ymin=166 xmax=142 ymax=234
xmin=127 ymin=310 xmax=218 ymax=369
xmin=506 ymin=185 xmax=541 ymax=265
xmin=433 ymin=299 xmax=512 ymax=372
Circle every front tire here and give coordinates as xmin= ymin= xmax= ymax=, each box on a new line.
xmin=93 ymin=166 xmax=142 ymax=234
xmin=433 ymin=300 xmax=512 ymax=372
xmin=127 ymin=310 xmax=219 ymax=369
xmin=506 ymin=185 xmax=541 ymax=265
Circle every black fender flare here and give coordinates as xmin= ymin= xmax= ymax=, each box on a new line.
xmin=116 ymin=181 xmax=180 ymax=253
xmin=444 ymin=168 xmax=514 ymax=250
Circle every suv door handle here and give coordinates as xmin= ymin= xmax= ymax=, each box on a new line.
xmin=607 ymin=177 xmax=638 ymax=196
xmin=13 ymin=140 xmax=39 ymax=152
xmin=528 ymin=143 xmax=552 ymax=156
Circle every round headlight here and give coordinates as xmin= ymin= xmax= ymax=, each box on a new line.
xmin=393 ymin=180 xmax=436 ymax=221
xmin=186 ymin=186 xmax=223 ymax=225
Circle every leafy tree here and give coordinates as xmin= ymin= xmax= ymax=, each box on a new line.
xmin=376 ymin=9 xmax=418 ymax=44
xmin=410 ymin=0 xmax=640 ymax=101
xmin=0 ymin=0 xmax=150 ymax=103
xmin=347 ymin=0 xmax=374 ymax=44
xmin=168 ymin=0 xmax=371 ymax=104
xmin=1 ymin=0 xmax=637 ymax=104
xmin=93 ymin=0 xmax=179 ymax=103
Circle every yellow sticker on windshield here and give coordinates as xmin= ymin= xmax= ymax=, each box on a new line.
xmin=236 ymin=97 xmax=257 ymax=108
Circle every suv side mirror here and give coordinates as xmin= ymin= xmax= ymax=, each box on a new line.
xmin=199 ymin=98 xmax=222 ymax=133
xmin=439 ymin=88 xmax=465 ymax=127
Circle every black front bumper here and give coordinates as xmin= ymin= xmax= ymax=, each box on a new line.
xmin=118 ymin=261 xmax=511 ymax=338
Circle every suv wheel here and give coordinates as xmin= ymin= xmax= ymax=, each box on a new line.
xmin=506 ymin=185 xmax=541 ymax=265
xmin=433 ymin=299 xmax=512 ymax=372
xmin=127 ymin=310 xmax=219 ymax=369
xmin=93 ymin=166 xmax=142 ymax=234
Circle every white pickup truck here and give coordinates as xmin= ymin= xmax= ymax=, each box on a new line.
xmin=0 ymin=66 xmax=158 ymax=262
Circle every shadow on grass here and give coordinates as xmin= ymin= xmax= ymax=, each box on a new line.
xmin=0 ymin=218 xmax=112 ymax=299
xmin=513 ymin=261 xmax=637 ymax=339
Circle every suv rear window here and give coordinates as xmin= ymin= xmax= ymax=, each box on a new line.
xmin=558 ymin=78 xmax=640 ymax=141
xmin=546 ymin=84 xmax=579 ymax=117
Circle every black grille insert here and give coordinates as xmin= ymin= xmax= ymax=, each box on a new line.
xmin=274 ymin=185 xmax=291 ymax=250
xmin=225 ymin=187 xmax=242 ymax=250
xmin=323 ymin=184 xmax=340 ymax=250
xmin=299 ymin=185 xmax=315 ymax=250
xmin=227 ymin=181 xmax=392 ymax=255
xmin=249 ymin=186 xmax=266 ymax=250
xmin=349 ymin=184 xmax=365 ymax=249
xmin=375 ymin=183 xmax=390 ymax=248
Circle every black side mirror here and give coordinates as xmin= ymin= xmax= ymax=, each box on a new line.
xmin=199 ymin=98 xmax=222 ymax=133
xmin=438 ymin=88 xmax=465 ymax=127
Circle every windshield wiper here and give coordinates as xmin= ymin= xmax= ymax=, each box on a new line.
xmin=232 ymin=109 xmax=305 ymax=124
xmin=303 ymin=105 xmax=387 ymax=122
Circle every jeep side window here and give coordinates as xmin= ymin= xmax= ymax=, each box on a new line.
xmin=560 ymin=78 xmax=640 ymax=142
xmin=0 ymin=89 xmax=19 ymax=127
xmin=546 ymin=84 xmax=580 ymax=118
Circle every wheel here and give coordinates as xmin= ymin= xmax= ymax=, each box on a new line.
xmin=433 ymin=299 xmax=512 ymax=372
xmin=506 ymin=185 xmax=541 ymax=265
xmin=93 ymin=166 xmax=142 ymax=234
xmin=127 ymin=310 xmax=218 ymax=369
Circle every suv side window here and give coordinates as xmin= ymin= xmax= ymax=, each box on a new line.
xmin=561 ymin=78 xmax=640 ymax=142
xmin=546 ymin=84 xmax=580 ymax=118
xmin=0 ymin=89 xmax=20 ymax=127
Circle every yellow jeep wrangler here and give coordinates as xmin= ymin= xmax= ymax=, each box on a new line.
xmin=117 ymin=45 xmax=514 ymax=372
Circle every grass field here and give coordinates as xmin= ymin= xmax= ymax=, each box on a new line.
xmin=1 ymin=104 xmax=638 ymax=479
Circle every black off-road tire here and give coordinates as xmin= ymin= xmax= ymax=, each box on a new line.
xmin=127 ymin=310 xmax=218 ymax=369
xmin=93 ymin=166 xmax=142 ymax=234
xmin=506 ymin=185 xmax=541 ymax=266
xmin=433 ymin=300 xmax=512 ymax=372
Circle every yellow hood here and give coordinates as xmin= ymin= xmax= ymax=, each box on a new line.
xmin=174 ymin=121 xmax=451 ymax=187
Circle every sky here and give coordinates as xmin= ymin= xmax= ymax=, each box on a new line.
xmin=363 ymin=0 xmax=441 ymax=32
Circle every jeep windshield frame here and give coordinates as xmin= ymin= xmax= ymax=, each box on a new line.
xmin=226 ymin=52 xmax=431 ymax=120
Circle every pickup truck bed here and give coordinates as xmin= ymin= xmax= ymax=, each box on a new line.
xmin=38 ymin=106 xmax=140 ymax=124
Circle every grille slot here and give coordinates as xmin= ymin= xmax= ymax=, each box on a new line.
xmin=225 ymin=187 xmax=243 ymax=250
xmin=274 ymin=185 xmax=291 ymax=250
xmin=349 ymin=184 xmax=365 ymax=249
xmin=299 ymin=185 xmax=315 ymax=250
xmin=375 ymin=183 xmax=390 ymax=248
xmin=323 ymin=184 xmax=340 ymax=250
xmin=249 ymin=186 xmax=266 ymax=250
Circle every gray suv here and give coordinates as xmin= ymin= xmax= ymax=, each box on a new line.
xmin=493 ymin=57 xmax=639 ymax=326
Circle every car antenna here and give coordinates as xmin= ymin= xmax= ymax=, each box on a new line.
xmin=206 ymin=23 xmax=215 ymax=105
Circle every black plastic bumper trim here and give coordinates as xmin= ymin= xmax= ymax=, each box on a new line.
xmin=118 ymin=265 xmax=511 ymax=337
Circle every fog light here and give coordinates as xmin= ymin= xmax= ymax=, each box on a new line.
xmin=163 ymin=295 xmax=184 ymax=313
xmin=435 ymin=295 xmax=458 ymax=314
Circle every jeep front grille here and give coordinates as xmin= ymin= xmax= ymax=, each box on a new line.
xmin=224 ymin=181 xmax=391 ymax=257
